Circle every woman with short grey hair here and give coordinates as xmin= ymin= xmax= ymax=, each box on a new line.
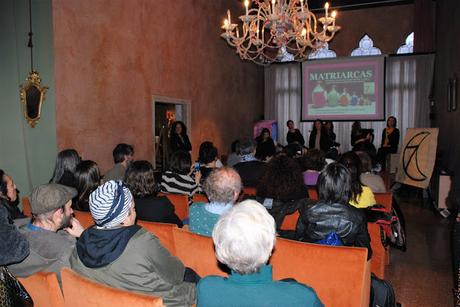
xmin=197 ymin=200 xmax=323 ymax=306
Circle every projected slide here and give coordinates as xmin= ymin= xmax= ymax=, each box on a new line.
xmin=301 ymin=56 xmax=385 ymax=121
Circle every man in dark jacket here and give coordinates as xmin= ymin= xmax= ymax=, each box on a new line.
xmin=296 ymin=163 xmax=372 ymax=260
xmin=233 ymin=137 xmax=267 ymax=188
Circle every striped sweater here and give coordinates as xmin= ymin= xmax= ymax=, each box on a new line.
xmin=160 ymin=171 xmax=201 ymax=196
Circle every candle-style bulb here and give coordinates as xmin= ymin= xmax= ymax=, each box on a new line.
xmin=331 ymin=10 xmax=337 ymax=18
xmin=301 ymin=28 xmax=307 ymax=37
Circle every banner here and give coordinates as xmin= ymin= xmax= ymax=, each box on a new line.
xmin=395 ymin=128 xmax=438 ymax=189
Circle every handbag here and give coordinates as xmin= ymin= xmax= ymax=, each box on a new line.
xmin=0 ymin=266 xmax=33 ymax=307
xmin=316 ymin=232 xmax=343 ymax=246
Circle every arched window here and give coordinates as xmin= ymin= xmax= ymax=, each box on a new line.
xmin=351 ymin=34 xmax=382 ymax=56
xmin=308 ymin=43 xmax=337 ymax=59
xmin=397 ymin=32 xmax=414 ymax=54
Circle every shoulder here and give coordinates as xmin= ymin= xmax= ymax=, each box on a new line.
xmin=276 ymin=280 xmax=323 ymax=303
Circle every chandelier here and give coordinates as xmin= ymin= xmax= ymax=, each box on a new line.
xmin=221 ymin=0 xmax=341 ymax=65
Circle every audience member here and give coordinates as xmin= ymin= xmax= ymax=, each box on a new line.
xmin=197 ymin=200 xmax=323 ymax=307
xmin=350 ymin=122 xmax=377 ymax=163
xmin=301 ymin=149 xmax=326 ymax=186
xmin=49 ymin=149 xmax=81 ymax=187
xmin=338 ymin=152 xmax=376 ymax=208
xmin=308 ymin=119 xmax=332 ymax=152
xmin=377 ymin=116 xmax=400 ymax=170
xmin=70 ymin=180 xmax=196 ymax=306
xmin=286 ymin=120 xmax=305 ymax=146
xmin=104 ymin=143 xmax=134 ymax=182
xmin=226 ymin=140 xmax=241 ymax=167
xmin=197 ymin=141 xmax=219 ymax=182
xmin=0 ymin=169 xmax=25 ymax=220
xmin=8 ymin=184 xmax=84 ymax=279
xmin=283 ymin=143 xmax=304 ymax=159
xmin=161 ymin=150 xmax=201 ymax=197
xmin=296 ymin=163 xmax=372 ymax=259
xmin=169 ymin=121 xmax=192 ymax=154
xmin=255 ymin=128 xmax=276 ymax=161
xmin=233 ymin=138 xmax=267 ymax=187
xmin=356 ymin=151 xmax=386 ymax=193
xmin=256 ymin=155 xmax=310 ymax=230
xmin=189 ymin=167 xmax=241 ymax=236
xmin=73 ymin=160 xmax=101 ymax=211
xmin=125 ymin=160 xmax=182 ymax=227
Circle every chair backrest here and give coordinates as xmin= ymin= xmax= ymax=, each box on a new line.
xmin=172 ymin=228 xmax=226 ymax=277
xmin=280 ymin=210 xmax=300 ymax=230
xmin=192 ymin=194 xmax=208 ymax=203
xmin=22 ymin=197 xmax=32 ymax=217
xmin=73 ymin=210 xmax=94 ymax=229
xmin=137 ymin=220 xmax=177 ymax=255
xmin=270 ymin=237 xmax=370 ymax=307
xmin=368 ymin=222 xmax=386 ymax=279
xmin=61 ymin=268 xmax=163 ymax=307
xmin=242 ymin=187 xmax=256 ymax=196
xmin=18 ymin=271 xmax=64 ymax=307
xmin=374 ymin=192 xmax=392 ymax=211
xmin=308 ymin=188 xmax=319 ymax=200
xmin=158 ymin=193 xmax=189 ymax=220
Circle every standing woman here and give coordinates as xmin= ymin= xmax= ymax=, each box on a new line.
xmin=377 ymin=116 xmax=400 ymax=170
xmin=308 ymin=119 xmax=331 ymax=152
xmin=169 ymin=121 xmax=192 ymax=154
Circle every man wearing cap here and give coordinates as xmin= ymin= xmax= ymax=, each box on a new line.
xmin=8 ymin=183 xmax=84 ymax=279
xmin=70 ymin=180 xmax=196 ymax=306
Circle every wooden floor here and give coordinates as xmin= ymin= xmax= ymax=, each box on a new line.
xmin=386 ymin=192 xmax=454 ymax=306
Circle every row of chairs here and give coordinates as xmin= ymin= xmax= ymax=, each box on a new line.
xmin=19 ymin=268 xmax=163 ymax=307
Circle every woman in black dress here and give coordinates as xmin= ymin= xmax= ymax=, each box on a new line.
xmin=169 ymin=121 xmax=192 ymax=154
xmin=377 ymin=116 xmax=400 ymax=170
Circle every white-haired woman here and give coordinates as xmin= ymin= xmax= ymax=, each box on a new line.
xmin=197 ymin=200 xmax=323 ymax=307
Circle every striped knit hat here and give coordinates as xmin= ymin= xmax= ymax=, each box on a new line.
xmin=89 ymin=180 xmax=133 ymax=228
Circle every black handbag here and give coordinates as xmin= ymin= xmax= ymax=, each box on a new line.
xmin=0 ymin=266 xmax=33 ymax=307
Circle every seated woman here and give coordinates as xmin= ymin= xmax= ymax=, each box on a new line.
xmin=70 ymin=180 xmax=196 ymax=306
xmin=197 ymin=200 xmax=323 ymax=307
xmin=49 ymin=149 xmax=81 ymax=187
xmin=255 ymin=128 xmax=276 ymax=161
xmin=356 ymin=151 xmax=386 ymax=193
xmin=0 ymin=169 xmax=25 ymax=220
xmin=161 ymin=150 xmax=201 ymax=199
xmin=125 ymin=160 xmax=182 ymax=227
xmin=338 ymin=152 xmax=376 ymax=209
xmin=301 ymin=149 xmax=326 ymax=186
xmin=296 ymin=163 xmax=372 ymax=259
xmin=73 ymin=160 xmax=101 ymax=211
xmin=377 ymin=116 xmax=400 ymax=170
xmin=189 ymin=167 xmax=241 ymax=236
xmin=197 ymin=141 xmax=219 ymax=183
xmin=308 ymin=119 xmax=332 ymax=153
xmin=256 ymin=155 xmax=310 ymax=230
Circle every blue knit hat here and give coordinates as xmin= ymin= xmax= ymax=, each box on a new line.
xmin=89 ymin=180 xmax=133 ymax=228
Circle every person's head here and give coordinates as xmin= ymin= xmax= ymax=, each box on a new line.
xmin=387 ymin=116 xmax=397 ymax=128
xmin=337 ymin=151 xmax=363 ymax=202
xmin=301 ymin=149 xmax=326 ymax=171
xmin=257 ymin=155 xmax=305 ymax=200
xmin=259 ymin=128 xmax=271 ymax=141
xmin=171 ymin=121 xmax=187 ymax=136
xmin=198 ymin=141 xmax=218 ymax=165
xmin=238 ymin=138 xmax=256 ymax=156
xmin=169 ymin=150 xmax=192 ymax=175
xmin=313 ymin=119 xmax=322 ymax=132
xmin=203 ymin=167 xmax=242 ymax=204
xmin=30 ymin=184 xmax=77 ymax=231
xmin=318 ymin=162 xmax=351 ymax=205
xmin=355 ymin=151 xmax=372 ymax=173
xmin=50 ymin=149 xmax=81 ymax=184
xmin=286 ymin=120 xmax=295 ymax=130
xmin=324 ymin=121 xmax=334 ymax=133
xmin=212 ymin=200 xmax=276 ymax=275
xmin=283 ymin=143 xmax=303 ymax=158
xmin=351 ymin=121 xmax=361 ymax=134
xmin=112 ymin=143 xmax=134 ymax=165
xmin=89 ymin=180 xmax=136 ymax=228
xmin=75 ymin=160 xmax=101 ymax=196
xmin=124 ymin=160 xmax=156 ymax=198
xmin=0 ymin=170 xmax=17 ymax=202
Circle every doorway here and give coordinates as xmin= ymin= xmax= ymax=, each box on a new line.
xmin=152 ymin=95 xmax=191 ymax=171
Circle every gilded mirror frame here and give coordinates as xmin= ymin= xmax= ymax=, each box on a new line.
xmin=19 ymin=70 xmax=48 ymax=128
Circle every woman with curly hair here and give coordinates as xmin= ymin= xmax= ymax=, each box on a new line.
xmin=125 ymin=160 xmax=182 ymax=226
xmin=256 ymin=155 xmax=310 ymax=230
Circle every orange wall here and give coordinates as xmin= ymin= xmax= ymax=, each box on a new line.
xmin=53 ymin=0 xmax=264 ymax=172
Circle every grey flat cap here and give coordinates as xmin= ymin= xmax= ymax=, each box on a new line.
xmin=30 ymin=184 xmax=77 ymax=215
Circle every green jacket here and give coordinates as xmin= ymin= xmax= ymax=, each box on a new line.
xmin=70 ymin=228 xmax=196 ymax=306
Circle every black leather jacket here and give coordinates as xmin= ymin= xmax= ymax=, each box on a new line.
xmin=296 ymin=200 xmax=372 ymax=260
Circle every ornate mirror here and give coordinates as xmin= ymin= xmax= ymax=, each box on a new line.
xmin=19 ymin=71 xmax=48 ymax=128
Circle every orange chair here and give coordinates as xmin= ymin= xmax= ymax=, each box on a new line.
xmin=22 ymin=197 xmax=32 ymax=217
xmin=307 ymin=188 xmax=318 ymax=200
xmin=280 ymin=210 xmax=300 ymax=230
xmin=18 ymin=271 xmax=64 ymax=307
xmin=368 ymin=223 xmax=386 ymax=279
xmin=137 ymin=220 xmax=177 ymax=255
xmin=271 ymin=237 xmax=371 ymax=307
xmin=242 ymin=187 xmax=256 ymax=196
xmin=73 ymin=210 xmax=94 ymax=229
xmin=61 ymin=268 xmax=164 ymax=307
xmin=192 ymin=194 xmax=208 ymax=203
xmin=374 ymin=192 xmax=393 ymax=211
xmin=158 ymin=193 xmax=189 ymax=220
xmin=172 ymin=228 xmax=226 ymax=277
